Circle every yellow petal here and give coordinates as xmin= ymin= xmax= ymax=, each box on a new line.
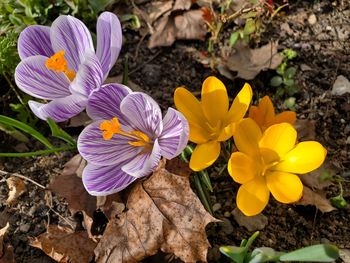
xmin=273 ymin=111 xmax=296 ymax=125
xmin=253 ymin=96 xmax=275 ymax=127
xmin=259 ymin=123 xmax=297 ymax=158
xmin=188 ymin=122 xmax=210 ymax=144
xmin=234 ymin=118 xmax=262 ymax=156
xmin=217 ymin=124 xmax=233 ymax=141
xmin=174 ymin=87 xmax=206 ymax=127
xmin=190 ymin=141 xmax=220 ymax=171
xmin=228 ymin=152 xmax=258 ymax=184
xmin=236 ymin=176 xmax=269 ymax=216
xmin=266 ymin=171 xmax=303 ymax=203
xmin=226 ymin=83 xmax=253 ymax=125
xmin=274 ymin=141 xmax=327 ymax=174
xmin=201 ymin=76 xmax=229 ymax=126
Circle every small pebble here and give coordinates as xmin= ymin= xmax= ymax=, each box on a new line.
xmin=308 ymin=14 xmax=317 ymax=25
xmin=224 ymin=211 xmax=231 ymax=217
xmin=212 ymin=203 xmax=222 ymax=212
xmin=19 ymin=223 xmax=30 ymax=233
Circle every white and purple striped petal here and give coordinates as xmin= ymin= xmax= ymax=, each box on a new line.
xmin=96 ymin=12 xmax=122 ymax=79
xmin=50 ymin=15 xmax=94 ymax=72
xmin=28 ymin=94 xmax=87 ymax=122
xmin=120 ymin=92 xmax=163 ymax=139
xmin=158 ymin=108 xmax=189 ymax=159
xmin=82 ymin=162 xmax=136 ymax=196
xmin=86 ymin=83 xmax=131 ymax=123
xmin=69 ymin=51 xmax=103 ymax=97
xmin=77 ymin=121 xmax=142 ymax=166
xmin=18 ymin=25 xmax=54 ymax=59
xmin=15 ymin=56 xmax=71 ymax=100
xmin=121 ymin=139 xmax=162 ymax=178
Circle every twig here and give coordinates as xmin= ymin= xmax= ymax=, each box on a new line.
xmin=129 ymin=50 xmax=162 ymax=76
xmin=0 ymin=170 xmax=46 ymax=189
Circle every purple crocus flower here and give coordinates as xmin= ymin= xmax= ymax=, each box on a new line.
xmin=14 ymin=12 xmax=122 ymax=122
xmin=77 ymin=84 xmax=189 ymax=195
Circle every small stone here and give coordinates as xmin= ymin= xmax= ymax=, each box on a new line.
xmin=224 ymin=211 xmax=231 ymax=218
xmin=212 ymin=203 xmax=222 ymax=212
xmin=232 ymin=208 xmax=268 ymax=231
xmin=308 ymin=14 xmax=317 ymax=25
xmin=218 ymin=218 xmax=234 ymax=235
xmin=346 ymin=136 xmax=350 ymax=145
xmin=19 ymin=223 xmax=30 ymax=233
xmin=300 ymin=64 xmax=312 ymax=71
xmin=331 ymin=75 xmax=350 ymax=96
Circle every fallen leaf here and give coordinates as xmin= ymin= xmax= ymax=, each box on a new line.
xmin=147 ymin=2 xmax=207 ymax=48
xmin=67 ymin=112 xmax=91 ymax=127
xmin=294 ymin=119 xmax=316 ymax=141
xmin=30 ymin=225 xmax=96 ymax=263
xmin=96 ymin=193 xmax=122 ymax=220
xmin=232 ymin=208 xmax=268 ymax=231
xmin=226 ymin=42 xmax=283 ymax=80
xmin=173 ymin=0 xmax=192 ymax=10
xmin=0 ymin=222 xmax=15 ymax=263
xmin=49 ymin=155 xmax=95 ymax=217
xmin=299 ymin=164 xmax=334 ymax=191
xmin=146 ymin=0 xmax=173 ymax=24
xmin=0 ymin=223 xmax=9 ymax=256
xmin=175 ymin=9 xmax=207 ymax=40
xmin=297 ymin=186 xmax=336 ymax=213
xmin=95 ymin=160 xmax=218 ymax=263
xmin=6 ymin=177 xmax=26 ymax=205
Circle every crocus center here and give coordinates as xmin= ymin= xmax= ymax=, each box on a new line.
xmin=99 ymin=117 xmax=153 ymax=151
xmin=259 ymin=148 xmax=280 ymax=176
xmin=45 ymin=50 xmax=76 ymax=81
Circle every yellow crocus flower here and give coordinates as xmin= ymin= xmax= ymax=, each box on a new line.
xmin=249 ymin=95 xmax=296 ymax=131
xmin=228 ymin=118 xmax=327 ymax=216
xmin=174 ymin=76 xmax=252 ymax=171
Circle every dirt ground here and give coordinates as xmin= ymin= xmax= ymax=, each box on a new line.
xmin=0 ymin=0 xmax=349 ymax=262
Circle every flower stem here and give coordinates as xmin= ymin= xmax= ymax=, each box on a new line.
xmin=0 ymin=146 xmax=76 ymax=157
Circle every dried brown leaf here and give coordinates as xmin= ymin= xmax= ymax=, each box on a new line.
xmin=175 ymin=9 xmax=207 ymax=40
xmin=226 ymin=42 xmax=283 ymax=80
xmin=95 ymin=160 xmax=218 ymax=263
xmin=6 ymin=177 xmax=26 ymax=205
xmin=173 ymin=0 xmax=192 ymax=10
xmin=148 ymin=4 xmax=207 ymax=48
xmin=144 ymin=1 xmax=173 ymax=24
xmin=0 ymin=222 xmax=15 ymax=263
xmin=67 ymin=112 xmax=91 ymax=127
xmin=297 ymin=186 xmax=336 ymax=213
xmin=294 ymin=119 xmax=316 ymax=141
xmin=30 ymin=225 xmax=96 ymax=263
xmin=49 ymin=155 xmax=95 ymax=217
xmin=299 ymin=164 xmax=334 ymax=190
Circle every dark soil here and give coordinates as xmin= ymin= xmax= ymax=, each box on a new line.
xmin=0 ymin=0 xmax=349 ymax=262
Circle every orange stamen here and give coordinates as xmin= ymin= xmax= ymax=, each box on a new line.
xmin=46 ymin=50 xmax=76 ymax=81
xmin=99 ymin=117 xmax=152 ymax=150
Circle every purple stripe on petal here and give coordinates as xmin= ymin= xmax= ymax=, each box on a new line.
xmin=122 ymin=139 xmax=161 ymax=178
xmin=69 ymin=51 xmax=103 ymax=97
xmin=50 ymin=15 xmax=94 ymax=72
xmin=120 ymin=92 xmax=163 ymax=138
xmin=158 ymin=108 xmax=189 ymax=159
xmin=86 ymin=83 xmax=131 ymax=123
xmin=18 ymin=25 xmax=54 ymax=59
xmin=28 ymin=94 xmax=87 ymax=122
xmin=78 ymin=121 xmax=142 ymax=166
xmin=82 ymin=162 xmax=136 ymax=196
xmin=96 ymin=12 xmax=122 ymax=79
xmin=15 ymin=56 xmax=71 ymax=100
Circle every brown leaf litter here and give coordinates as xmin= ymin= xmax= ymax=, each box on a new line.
xmin=297 ymin=186 xmax=336 ymax=213
xmin=133 ymin=0 xmax=208 ymax=48
xmin=5 ymin=177 xmax=26 ymax=205
xmin=0 ymin=222 xmax=15 ymax=263
xmin=95 ymin=160 xmax=218 ymax=263
xmin=29 ymin=225 xmax=96 ymax=263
